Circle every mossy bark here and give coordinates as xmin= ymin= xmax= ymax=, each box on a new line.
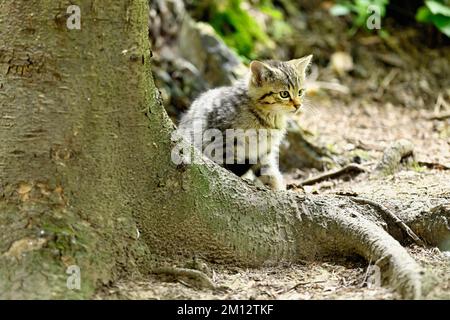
xmin=0 ymin=0 xmax=153 ymax=298
xmin=0 ymin=0 xmax=448 ymax=300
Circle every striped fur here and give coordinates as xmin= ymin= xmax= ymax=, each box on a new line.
xmin=178 ymin=55 xmax=312 ymax=190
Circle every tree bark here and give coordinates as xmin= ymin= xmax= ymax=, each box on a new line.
xmin=0 ymin=0 xmax=154 ymax=298
xmin=0 ymin=0 xmax=448 ymax=299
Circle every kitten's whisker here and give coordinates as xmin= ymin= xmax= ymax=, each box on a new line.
xmin=301 ymin=98 xmax=321 ymax=117
xmin=307 ymin=64 xmax=319 ymax=82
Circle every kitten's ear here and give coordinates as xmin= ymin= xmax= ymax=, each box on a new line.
xmin=289 ymin=54 xmax=313 ymax=74
xmin=250 ymin=60 xmax=276 ymax=86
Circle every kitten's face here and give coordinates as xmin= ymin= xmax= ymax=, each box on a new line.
xmin=248 ymin=55 xmax=312 ymax=114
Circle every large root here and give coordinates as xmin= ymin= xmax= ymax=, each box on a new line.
xmin=294 ymin=196 xmax=422 ymax=299
xmin=139 ymin=152 xmax=429 ymax=298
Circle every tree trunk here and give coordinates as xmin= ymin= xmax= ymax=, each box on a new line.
xmin=0 ymin=0 xmax=448 ymax=299
xmin=0 ymin=0 xmax=154 ymax=298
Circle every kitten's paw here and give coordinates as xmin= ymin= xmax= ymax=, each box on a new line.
xmin=272 ymin=179 xmax=286 ymax=191
xmin=259 ymin=174 xmax=286 ymax=191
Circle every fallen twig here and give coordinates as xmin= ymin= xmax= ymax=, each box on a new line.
xmin=360 ymin=258 xmax=373 ymax=288
xmin=152 ymin=266 xmax=216 ymax=289
xmin=433 ymin=92 xmax=449 ymax=114
xmin=349 ymin=197 xmax=425 ymax=247
xmin=376 ymin=69 xmax=399 ymax=99
xmin=426 ymin=112 xmax=450 ymax=121
xmin=335 ymin=190 xmax=359 ymax=196
xmin=284 ymin=280 xmax=327 ymax=293
xmin=344 ymin=136 xmax=385 ymax=152
xmin=417 ymin=161 xmax=450 ymax=170
xmin=299 ymin=163 xmax=368 ymax=186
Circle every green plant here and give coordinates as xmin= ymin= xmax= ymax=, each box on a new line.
xmin=258 ymin=0 xmax=293 ymax=40
xmin=208 ymin=0 xmax=272 ymax=60
xmin=205 ymin=0 xmax=291 ymax=60
xmin=416 ymin=0 xmax=450 ymax=37
xmin=330 ymin=0 xmax=389 ymax=31
xmin=330 ymin=0 xmax=450 ymax=37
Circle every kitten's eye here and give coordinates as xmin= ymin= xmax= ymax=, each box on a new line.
xmin=298 ymin=89 xmax=305 ymax=96
xmin=279 ymin=91 xmax=290 ymax=99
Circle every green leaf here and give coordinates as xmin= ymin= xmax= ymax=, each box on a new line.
xmin=425 ymin=0 xmax=450 ymax=17
xmin=430 ymin=14 xmax=450 ymax=36
xmin=330 ymin=4 xmax=351 ymax=16
xmin=416 ymin=6 xmax=433 ymax=22
xmin=260 ymin=6 xmax=283 ymax=20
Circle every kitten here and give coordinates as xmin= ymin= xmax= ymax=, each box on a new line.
xmin=178 ymin=55 xmax=312 ymax=190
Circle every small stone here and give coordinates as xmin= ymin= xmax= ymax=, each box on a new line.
xmin=330 ymin=51 xmax=354 ymax=76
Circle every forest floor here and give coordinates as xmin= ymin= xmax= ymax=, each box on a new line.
xmin=96 ymin=3 xmax=449 ymax=300
xmin=97 ymin=97 xmax=450 ymax=300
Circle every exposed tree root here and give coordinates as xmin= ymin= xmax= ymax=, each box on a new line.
xmin=349 ymin=197 xmax=425 ymax=246
xmin=375 ymin=139 xmax=414 ymax=174
xmin=298 ymin=163 xmax=368 ymax=186
xmin=142 ymin=146 xmax=429 ymax=298
xmin=322 ymin=202 xmax=422 ymax=299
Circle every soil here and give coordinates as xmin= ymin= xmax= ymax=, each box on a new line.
xmin=96 ymin=3 xmax=449 ymax=300
xmin=97 ymin=246 xmax=450 ymax=300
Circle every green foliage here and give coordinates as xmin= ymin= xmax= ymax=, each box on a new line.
xmin=330 ymin=0 xmax=450 ymax=37
xmin=416 ymin=0 xmax=450 ymax=37
xmin=258 ymin=1 xmax=293 ymax=40
xmin=208 ymin=0 xmax=269 ymax=59
xmin=330 ymin=0 xmax=389 ymax=30
xmin=206 ymin=0 xmax=291 ymax=60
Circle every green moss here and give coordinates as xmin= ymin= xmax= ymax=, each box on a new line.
xmin=410 ymin=161 xmax=427 ymax=173
xmin=349 ymin=149 xmax=371 ymax=161
xmin=208 ymin=0 xmax=270 ymax=59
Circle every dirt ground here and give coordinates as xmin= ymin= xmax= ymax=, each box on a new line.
xmin=98 ymin=246 xmax=449 ymax=300
xmin=95 ymin=3 xmax=449 ymax=300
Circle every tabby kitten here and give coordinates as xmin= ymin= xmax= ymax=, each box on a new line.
xmin=178 ymin=55 xmax=312 ymax=190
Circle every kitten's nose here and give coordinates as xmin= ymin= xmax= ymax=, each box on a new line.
xmin=292 ymin=98 xmax=302 ymax=110
xmin=293 ymin=102 xmax=302 ymax=110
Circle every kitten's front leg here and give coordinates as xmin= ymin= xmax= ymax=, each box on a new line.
xmin=259 ymin=169 xmax=285 ymax=191
xmin=256 ymin=154 xmax=286 ymax=191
